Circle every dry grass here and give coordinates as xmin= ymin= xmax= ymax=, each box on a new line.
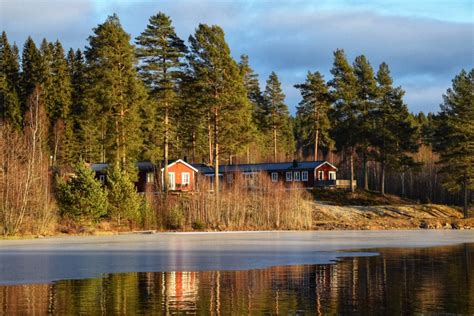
xmin=150 ymin=172 xmax=313 ymax=231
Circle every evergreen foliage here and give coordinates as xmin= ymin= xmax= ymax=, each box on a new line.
xmin=136 ymin=12 xmax=187 ymax=190
xmin=0 ymin=31 xmax=22 ymax=127
xmin=433 ymin=69 xmax=474 ymax=217
xmin=187 ymin=24 xmax=253 ymax=189
xmin=56 ymin=162 xmax=108 ymax=222
xmin=294 ymin=71 xmax=332 ymax=160
xmin=329 ymin=49 xmax=359 ymax=192
xmin=106 ymin=165 xmax=141 ymax=225
xmin=262 ymin=71 xmax=294 ymax=161
xmin=84 ymin=14 xmax=148 ymax=169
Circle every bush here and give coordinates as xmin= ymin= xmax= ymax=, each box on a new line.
xmin=55 ymin=162 xmax=108 ymax=223
xmin=166 ymin=206 xmax=185 ymax=230
xmin=192 ymin=220 xmax=206 ymax=230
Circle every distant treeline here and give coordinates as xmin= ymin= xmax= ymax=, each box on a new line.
xmin=0 ymin=12 xmax=472 ymax=222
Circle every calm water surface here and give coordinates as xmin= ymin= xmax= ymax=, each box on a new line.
xmin=0 ymin=243 xmax=472 ymax=315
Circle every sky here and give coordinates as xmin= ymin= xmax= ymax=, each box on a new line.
xmin=1 ymin=0 xmax=473 ymax=114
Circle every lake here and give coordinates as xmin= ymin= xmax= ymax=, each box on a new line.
xmin=0 ymin=231 xmax=473 ymax=314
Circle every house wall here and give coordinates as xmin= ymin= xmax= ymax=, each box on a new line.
xmin=168 ymin=162 xmax=195 ymax=191
xmin=315 ymin=164 xmax=337 ymax=181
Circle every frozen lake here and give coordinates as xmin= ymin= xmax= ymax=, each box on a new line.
xmin=0 ymin=230 xmax=473 ymax=285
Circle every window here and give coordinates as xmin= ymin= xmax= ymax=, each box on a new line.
xmin=302 ymin=171 xmax=308 ymax=182
xmin=329 ymin=171 xmax=336 ymax=180
xmin=146 ymin=172 xmax=154 ymax=183
xmin=294 ymin=171 xmax=300 ymax=181
xmin=182 ymin=172 xmax=190 ymax=185
xmin=227 ymin=174 xmax=233 ymax=184
xmin=271 ymin=172 xmax=278 ymax=182
xmin=286 ymin=171 xmax=292 ymax=182
xmin=99 ymin=175 xmax=106 ymax=183
xmin=318 ymin=170 xmax=324 ymax=180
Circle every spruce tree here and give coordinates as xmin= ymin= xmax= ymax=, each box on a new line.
xmin=136 ymin=12 xmax=187 ymax=191
xmin=262 ymin=71 xmax=294 ymax=161
xmin=20 ymin=37 xmax=42 ymax=113
xmin=328 ymin=49 xmax=359 ymax=192
xmin=106 ymin=165 xmax=141 ymax=225
xmin=84 ymin=14 xmax=147 ymax=169
xmin=294 ymin=71 xmax=331 ymax=161
xmin=433 ymin=69 xmax=474 ymax=217
xmin=56 ymin=161 xmax=108 ymax=223
xmin=353 ymin=55 xmax=378 ymax=190
xmin=374 ymin=62 xmax=419 ymax=195
xmin=0 ymin=31 xmax=22 ymax=127
xmin=187 ymin=24 xmax=252 ymax=193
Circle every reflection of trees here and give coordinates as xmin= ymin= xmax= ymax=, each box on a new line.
xmin=0 ymin=244 xmax=472 ymax=314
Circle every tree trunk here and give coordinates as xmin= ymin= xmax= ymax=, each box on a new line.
xmin=350 ymin=151 xmax=355 ymax=193
xmin=314 ymin=129 xmax=319 ymax=161
xmin=363 ymin=153 xmax=369 ymax=191
xmin=463 ymin=178 xmax=469 ymax=218
xmin=380 ymin=159 xmax=385 ymax=195
xmin=214 ymin=107 xmax=219 ymax=197
xmin=192 ymin=131 xmax=196 ymax=163
xmin=208 ymin=114 xmax=212 ymax=165
xmin=273 ymin=124 xmax=277 ymax=162
xmin=163 ymin=106 xmax=169 ymax=193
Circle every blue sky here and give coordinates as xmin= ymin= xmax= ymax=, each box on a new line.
xmin=1 ymin=0 xmax=473 ymax=114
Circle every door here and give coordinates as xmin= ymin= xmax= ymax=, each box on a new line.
xmin=168 ymin=172 xmax=175 ymax=190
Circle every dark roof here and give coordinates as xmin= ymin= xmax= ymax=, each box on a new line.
xmin=218 ymin=161 xmax=330 ymax=173
xmin=90 ymin=161 xmax=157 ymax=173
xmin=191 ymin=163 xmax=215 ymax=174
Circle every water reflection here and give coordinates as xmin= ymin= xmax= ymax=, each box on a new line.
xmin=1 ymin=244 xmax=472 ymax=314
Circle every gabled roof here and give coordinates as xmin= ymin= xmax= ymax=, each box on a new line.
xmin=161 ymin=159 xmax=198 ymax=172
xmin=191 ymin=163 xmax=215 ymax=174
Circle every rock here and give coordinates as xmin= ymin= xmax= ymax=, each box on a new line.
xmin=419 ymin=221 xmax=429 ymax=229
xmin=443 ymin=223 xmax=452 ymax=229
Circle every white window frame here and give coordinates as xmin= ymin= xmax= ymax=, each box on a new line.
xmin=271 ymin=172 xmax=278 ymax=182
xmin=294 ymin=171 xmax=300 ymax=182
xmin=227 ymin=173 xmax=234 ymax=184
xmin=286 ymin=172 xmax=293 ymax=182
xmin=302 ymin=171 xmax=308 ymax=182
xmin=182 ymin=172 xmax=190 ymax=185
xmin=318 ymin=170 xmax=324 ymax=180
xmin=99 ymin=175 xmax=106 ymax=183
xmin=329 ymin=171 xmax=336 ymax=180
xmin=146 ymin=172 xmax=154 ymax=183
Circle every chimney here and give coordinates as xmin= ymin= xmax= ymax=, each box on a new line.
xmin=183 ymin=156 xmax=188 ymax=162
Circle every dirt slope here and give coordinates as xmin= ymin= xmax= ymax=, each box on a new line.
xmin=312 ymin=203 xmax=473 ymax=230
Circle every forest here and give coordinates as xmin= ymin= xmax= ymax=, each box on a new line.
xmin=0 ymin=12 xmax=472 ymax=235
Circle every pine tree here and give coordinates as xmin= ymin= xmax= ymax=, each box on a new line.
xmin=353 ymin=55 xmax=378 ymax=190
xmin=187 ymin=24 xmax=253 ymax=193
xmin=374 ymin=62 xmax=419 ymax=195
xmin=238 ymin=55 xmax=264 ymax=162
xmin=262 ymin=71 xmax=294 ymax=161
xmin=294 ymin=71 xmax=331 ymax=161
xmin=136 ymin=12 xmax=187 ymax=191
xmin=84 ymin=14 xmax=148 ymax=170
xmin=0 ymin=31 xmax=22 ymax=127
xmin=433 ymin=69 xmax=474 ymax=218
xmin=328 ymin=49 xmax=359 ymax=192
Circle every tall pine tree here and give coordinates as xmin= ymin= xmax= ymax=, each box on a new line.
xmin=294 ymin=71 xmax=331 ymax=161
xmin=136 ymin=12 xmax=187 ymax=191
xmin=187 ymin=24 xmax=252 ymax=193
xmin=433 ymin=69 xmax=474 ymax=217
xmin=329 ymin=49 xmax=359 ymax=192
xmin=84 ymin=14 xmax=148 ymax=170
xmin=262 ymin=71 xmax=294 ymax=162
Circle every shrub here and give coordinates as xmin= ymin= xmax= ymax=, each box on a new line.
xmin=166 ymin=206 xmax=185 ymax=230
xmin=55 ymin=162 xmax=108 ymax=223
